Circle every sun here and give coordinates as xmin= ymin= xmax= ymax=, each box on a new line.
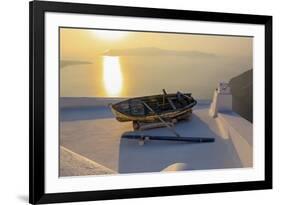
xmin=92 ymin=30 xmax=128 ymax=41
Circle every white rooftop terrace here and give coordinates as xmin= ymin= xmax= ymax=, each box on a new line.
xmin=60 ymin=84 xmax=252 ymax=175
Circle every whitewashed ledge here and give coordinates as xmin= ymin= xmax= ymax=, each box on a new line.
xmin=60 ymin=97 xmax=126 ymax=109
xmin=60 ymin=146 xmax=116 ymax=176
xmin=209 ymin=82 xmax=253 ymax=168
xmin=217 ymin=112 xmax=253 ymax=167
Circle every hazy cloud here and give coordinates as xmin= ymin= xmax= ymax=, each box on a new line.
xmin=102 ymin=47 xmax=217 ymax=58
xmin=61 ymin=60 xmax=92 ymax=68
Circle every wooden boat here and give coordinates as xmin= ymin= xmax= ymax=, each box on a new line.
xmin=110 ymin=90 xmax=197 ymax=129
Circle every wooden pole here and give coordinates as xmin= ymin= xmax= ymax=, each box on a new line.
xmin=142 ymin=101 xmax=181 ymax=138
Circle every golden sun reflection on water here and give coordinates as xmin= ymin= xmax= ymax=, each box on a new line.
xmin=103 ymin=56 xmax=123 ymax=97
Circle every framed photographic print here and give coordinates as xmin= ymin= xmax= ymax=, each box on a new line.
xmin=29 ymin=0 xmax=272 ymax=204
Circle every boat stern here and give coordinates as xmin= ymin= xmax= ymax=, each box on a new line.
xmin=109 ymin=103 xmax=132 ymax=122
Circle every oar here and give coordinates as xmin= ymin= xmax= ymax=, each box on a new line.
xmin=122 ymin=134 xmax=215 ymax=143
xmin=141 ymin=101 xmax=181 ymax=138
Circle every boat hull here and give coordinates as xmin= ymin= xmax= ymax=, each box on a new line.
xmin=110 ymin=105 xmax=193 ymax=123
xmin=110 ymin=92 xmax=196 ymax=123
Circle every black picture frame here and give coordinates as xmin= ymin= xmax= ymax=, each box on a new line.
xmin=29 ymin=1 xmax=272 ymax=204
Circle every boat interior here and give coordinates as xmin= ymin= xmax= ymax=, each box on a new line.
xmin=115 ymin=90 xmax=195 ymax=116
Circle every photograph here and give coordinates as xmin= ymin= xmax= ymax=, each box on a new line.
xmin=29 ymin=1 xmax=272 ymax=203
xmin=59 ymin=28 xmax=253 ymax=176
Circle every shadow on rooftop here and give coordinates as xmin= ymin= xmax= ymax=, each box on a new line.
xmin=118 ymin=114 xmax=242 ymax=173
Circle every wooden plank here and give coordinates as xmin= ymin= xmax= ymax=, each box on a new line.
xmin=167 ymin=98 xmax=177 ymax=110
xmin=138 ymin=121 xmax=174 ymax=130
xmin=162 ymin=89 xmax=176 ymax=109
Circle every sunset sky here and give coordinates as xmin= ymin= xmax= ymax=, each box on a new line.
xmin=60 ymin=28 xmax=252 ymax=99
